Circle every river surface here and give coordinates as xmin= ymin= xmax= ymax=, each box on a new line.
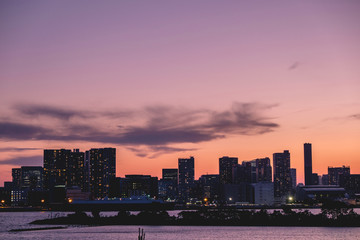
xmin=1 ymin=211 xmax=360 ymax=239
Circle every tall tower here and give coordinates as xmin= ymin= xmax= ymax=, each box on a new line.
xmin=178 ymin=157 xmax=194 ymax=201
xmin=304 ymin=143 xmax=313 ymax=185
xmin=89 ymin=148 xmax=116 ymax=199
xmin=43 ymin=149 xmax=71 ymax=190
xmin=219 ymin=156 xmax=238 ymax=184
xmin=273 ymin=150 xmax=291 ymax=199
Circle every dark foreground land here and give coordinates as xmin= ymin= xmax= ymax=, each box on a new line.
xmin=31 ymin=204 xmax=360 ymax=227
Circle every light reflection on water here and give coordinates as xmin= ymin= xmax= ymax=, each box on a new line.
xmin=1 ymin=211 xmax=360 ymax=240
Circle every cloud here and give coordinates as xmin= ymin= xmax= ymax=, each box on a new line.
xmin=14 ymin=103 xmax=134 ymax=120
xmin=127 ymin=145 xmax=197 ymax=158
xmin=14 ymin=104 xmax=85 ymax=120
xmin=0 ymin=147 xmax=42 ymax=152
xmin=0 ymin=155 xmax=43 ymax=166
xmin=0 ymin=122 xmax=48 ymax=140
xmin=349 ymin=114 xmax=360 ymax=120
xmin=1 ymin=102 xmax=279 ymax=156
xmin=288 ymin=62 xmax=300 ymax=70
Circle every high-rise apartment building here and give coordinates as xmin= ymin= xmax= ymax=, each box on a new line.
xmin=219 ymin=156 xmax=238 ymax=184
xmin=328 ymin=166 xmax=350 ymax=185
xmin=68 ymin=149 xmax=85 ymax=189
xmin=273 ymin=150 xmax=291 ymax=199
xmin=89 ymin=148 xmax=116 ymax=199
xmin=162 ymin=169 xmax=178 ymax=181
xmin=43 ymin=149 xmax=71 ymax=190
xmin=290 ymin=168 xmax=297 ymax=190
xmin=44 ymin=149 xmax=86 ymax=191
xmin=12 ymin=168 xmax=21 ymax=190
xmin=178 ymin=157 xmax=195 ymax=201
xmin=20 ymin=166 xmax=43 ymax=190
xmin=304 ymin=143 xmax=313 ymax=185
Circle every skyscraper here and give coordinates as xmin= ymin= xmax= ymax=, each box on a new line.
xmin=44 ymin=149 xmax=86 ymax=191
xmin=68 ymin=149 xmax=85 ymax=189
xmin=43 ymin=149 xmax=71 ymax=190
xmin=89 ymin=148 xmax=116 ymax=199
xmin=162 ymin=169 xmax=178 ymax=181
xmin=178 ymin=156 xmax=194 ymax=201
xmin=304 ymin=143 xmax=313 ymax=185
xmin=328 ymin=166 xmax=350 ymax=185
xmin=273 ymin=150 xmax=291 ymax=199
xmin=219 ymin=156 xmax=238 ymax=184
xmin=290 ymin=168 xmax=297 ymax=190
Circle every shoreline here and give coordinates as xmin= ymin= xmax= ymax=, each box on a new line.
xmin=30 ymin=208 xmax=360 ymax=227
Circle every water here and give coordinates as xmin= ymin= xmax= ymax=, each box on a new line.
xmin=1 ymin=211 xmax=360 ymax=239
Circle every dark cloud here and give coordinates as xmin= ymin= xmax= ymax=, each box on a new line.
xmin=288 ymin=62 xmax=300 ymax=70
xmin=0 ymin=147 xmax=42 ymax=152
xmin=2 ymin=102 xmax=279 ymax=156
xmin=0 ymin=155 xmax=43 ymax=166
xmin=0 ymin=122 xmax=48 ymax=140
xmin=14 ymin=103 xmax=133 ymax=120
xmin=127 ymin=145 xmax=197 ymax=158
xmin=14 ymin=104 xmax=84 ymax=120
xmin=349 ymin=114 xmax=360 ymax=120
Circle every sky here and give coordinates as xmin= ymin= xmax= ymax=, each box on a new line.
xmin=1 ymin=1 xmax=359 ymax=186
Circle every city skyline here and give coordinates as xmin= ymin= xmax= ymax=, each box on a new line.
xmin=1 ymin=1 xmax=360 ymax=186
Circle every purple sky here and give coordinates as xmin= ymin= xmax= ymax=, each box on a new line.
xmin=0 ymin=1 xmax=359 ymax=185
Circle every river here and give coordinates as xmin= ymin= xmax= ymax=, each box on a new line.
xmin=1 ymin=211 xmax=360 ymax=239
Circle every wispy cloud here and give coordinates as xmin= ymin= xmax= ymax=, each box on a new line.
xmin=0 ymin=155 xmax=43 ymax=166
xmin=0 ymin=147 xmax=42 ymax=152
xmin=0 ymin=102 xmax=279 ymax=156
xmin=288 ymin=61 xmax=300 ymax=70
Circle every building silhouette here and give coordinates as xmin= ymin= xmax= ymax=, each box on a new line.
xmin=290 ymin=168 xmax=297 ymax=190
xmin=328 ymin=166 xmax=350 ymax=185
xmin=43 ymin=149 xmax=86 ymax=191
xmin=43 ymin=149 xmax=71 ymax=190
xmin=199 ymin=174 xmax=220 ymax=201
xmin=159 ymin=169 xmax=178 ymax=200
xmin=68 ymin=149 xmax=85 ymax=189
xmin=304 ymin=143 xmax=313 ymax=185
xmin=273 ymin=150 xmax=291 ymax=201
xmin=219 ymin=156 xmax=238 ymax=184
xmin=89 ymin=148 xmax=116 ymax=199
xmin=178 ymin=157 xmax=194 ymax=201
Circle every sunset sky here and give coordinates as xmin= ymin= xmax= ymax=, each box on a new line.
xmin=1 ymin=1 xmax=359 ymax=186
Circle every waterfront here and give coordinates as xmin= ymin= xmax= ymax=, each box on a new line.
xmin=1 ymin=212 xmax=360 ymax=239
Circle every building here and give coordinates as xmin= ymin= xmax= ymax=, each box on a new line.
xmin=67 ymin=149 xmax=85 ymax=189
xmin=115 ymin=175 xmax=158 ymax=198
xmin=11 ymin=166 xmax=43 ymax=205
xmin=251 ymin=182 xmax=274 ymax=205
xmin=83 ymin=150 xmax=91 ymax=192
xmin=312 ymin=173 xmax=319 ymax=185
xmin=44 ymin=149 xmax=87 ymax=191
xmin=162 ymin=169 xmax=178 ymax=181
xmin=304 ymin=143 xmax=313 ymax=185
xmin=20 ymin=166 xmax=43 ymax=190
xmin=290 ymin=168 xmax=296 ymax=190
xmin=296 ymin=185 xmax=345 ymax=202
xmin=12 ymin=168 xmax=21 ymax=190
xmin=43 ymin=149 xmax=71 ymax=190
xmin=339 ymin=174 xmax=360 ymax=196
xmin=89 ymin=148 xmax=116 ymax=199
xmin=159 ymin=169 xmax=178 ymax=200
xmin=199 ymin=174 xmax=220 ymax=201
xmin=321 ymin=174 xmax=329 ymax=185
xmin=328 ymin=166 xmax=350 ymax=185
xmin=178 ymin=157 xmax=195 ymax=201
xmin=273 ymin=150 xmax=291 ymax=201
xmin=255 ymin=158 xmax=272 ymax=182
xmin=219 ymin=156 xmax=238 ymax=184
